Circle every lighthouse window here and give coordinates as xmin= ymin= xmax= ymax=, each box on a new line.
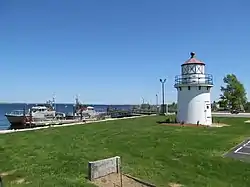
xmin=179 ymin=87 xmax=182 ymax=91
xmin=207 ymin=105 xmax=209 ymax=109
xmin=199 ymin=86 xmax=201 ymax=90
xmin=207 ymin=86 xmax=209 ymax=90
xmin=188 ymin=86 xmax=190 ymax=90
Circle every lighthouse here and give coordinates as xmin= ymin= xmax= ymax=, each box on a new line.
xmin=174 ymin=52 xmax=213 ymax=126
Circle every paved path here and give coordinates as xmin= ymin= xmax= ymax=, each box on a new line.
xmin=0 ymin=115 xmax=152 ymax=135
xmin=212 ymin=112 xmax=250 ymax=118
xmin=224 ymin=138 xmax=250 ymax=162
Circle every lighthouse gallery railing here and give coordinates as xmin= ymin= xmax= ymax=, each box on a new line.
xmin=174 ymin=74 xmax=213 ymax=86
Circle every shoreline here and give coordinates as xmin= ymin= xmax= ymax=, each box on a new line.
xmin=0 ymin=115 xmax=154 ymax=135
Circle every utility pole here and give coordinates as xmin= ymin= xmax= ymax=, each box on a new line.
xmin=156 ymin=94 xmax=159 ymax=113
xmin=156 ymin=94 xmax=158 ymax=106
xmin=160 ymin=79 xmax=166 ymax=114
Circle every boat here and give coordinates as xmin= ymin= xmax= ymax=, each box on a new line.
xmin=5 ymin=99 xmax=58 ymax=129
xmin=5 ymin=110 xmax=28 ymax=127
xmin=65 ymin=96 xmax=101 ymax=119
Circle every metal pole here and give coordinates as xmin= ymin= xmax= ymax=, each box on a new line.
xmin=29 ymin=109 xmax=32 ymax=127
xmin=162 ymin=82 xmax=165 ymax=114
xmin=156 ymin=94 xmax=158 ymax=113
xmin=53 ymin=93 xmax=56 ymax=111
xmin=23 ymin=105 xmax=26 ymax=125
xmin=120 ymin=163 xmax=123 ymax=187
xmin=166 ymin=102 xmax=168 ymax=114
xmin=165 ymin=90 xmax=168 ymax=114
xmin=160 ymin=79 xmax=166 ymax=114
xmin=0 ymin=176 xmax=3 ymax=187
xmin=141 ymin=97 xmax=144 ymax=104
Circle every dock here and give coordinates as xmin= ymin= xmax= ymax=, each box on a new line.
xmin=24 ymin=110 xmax=157 ymax=128
xmin=0 ymin=115 xmax=154 ymax=134
xmin=23 ymin=118 xmax=100 ymax=128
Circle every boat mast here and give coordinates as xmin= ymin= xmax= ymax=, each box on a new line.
xmin=53 ymin=93 xmax=56 ymax=111
xmin=73 ymin=94 xmax=79 ymax=116
xmin=76 ymin=94 xmax=81 ymax=105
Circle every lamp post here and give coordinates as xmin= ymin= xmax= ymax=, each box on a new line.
xmin=160 ymin=79 xmax=166 ymax=114
xmin=156 ymin=94 xmax=159 ymax=113
xmin=156 ymin=94 xmax=158 ymax=106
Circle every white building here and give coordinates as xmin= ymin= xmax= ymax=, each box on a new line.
xmin=174 ymin=52 xmax=213 ymax=125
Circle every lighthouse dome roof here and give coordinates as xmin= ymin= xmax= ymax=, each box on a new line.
xmin=181 ymin=52 xmax=205 ymax=66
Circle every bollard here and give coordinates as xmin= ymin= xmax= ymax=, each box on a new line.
xmin=181 ymin=121 xmax=184 ymax=126
xmin=0 ymin=176 xmax=3 ymax=187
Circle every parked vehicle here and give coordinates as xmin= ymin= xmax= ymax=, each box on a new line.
xmin=230 ymin=109 xmax=240 ymax=114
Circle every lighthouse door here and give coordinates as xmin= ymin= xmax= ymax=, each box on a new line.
xmin=204 ymin=102 xmax=211 ymax=124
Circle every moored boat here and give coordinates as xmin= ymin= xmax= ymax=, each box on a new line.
xmin=65 ymin=96 xmax=101 ymax=119
xmin=5 ymin=110 xmax=29 ymax=129
xmin=5 ymin=99 xmax=58 ymax=129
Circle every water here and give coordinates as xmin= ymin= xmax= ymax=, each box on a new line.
xmin=0 ymin=104 xmax=132 ymax=130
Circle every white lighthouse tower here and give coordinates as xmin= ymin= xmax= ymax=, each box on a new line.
xmin=174 ymin=52 xmax=213 ymax=126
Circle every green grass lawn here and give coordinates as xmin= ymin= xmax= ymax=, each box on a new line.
xmin=1 ymin=116 xmax=250 ymax=187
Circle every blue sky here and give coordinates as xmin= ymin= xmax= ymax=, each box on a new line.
xmin=1 ymin=0 xmax=250 ymax=104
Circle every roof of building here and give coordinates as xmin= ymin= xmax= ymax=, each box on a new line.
xmin=181 ymin=52 xmax=205 ymax=66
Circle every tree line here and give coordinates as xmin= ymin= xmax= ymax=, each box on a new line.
xmin=215 ymin=74 xmax=249 ymax=112
xmin=133 ymin=73 xmax=249 ymax=113
xmin=170 ymin=73 xmax=249 ymax=112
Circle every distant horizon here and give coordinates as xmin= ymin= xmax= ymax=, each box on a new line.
xmin=0 ymin=102 xmax=175 ymax=105
xmin=0 ymin=99 xmax=232 ymax=105
xmin=0 ymin=102 xmax=136 ymax=105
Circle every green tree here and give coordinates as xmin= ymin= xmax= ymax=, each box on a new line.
xmin=220 ymin=74 xmax=247 ymax=110
xmin=168 ymin=102 xmax=177 ymax=112
xmin=244 ymin=102 xmax=250 ymax=112
xmin=211 ymin=101 xmax=218 ymax=111
xmin=218 ymin=100 xmax=227 ymax=109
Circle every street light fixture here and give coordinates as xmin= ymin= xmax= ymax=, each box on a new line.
xmin=160 ymin=78 xmax=167 ymax=114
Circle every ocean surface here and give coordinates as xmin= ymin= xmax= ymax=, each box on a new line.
xmin=0 ymin=104 xmax=132 ymax=130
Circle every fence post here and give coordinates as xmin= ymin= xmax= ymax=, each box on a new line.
xmin=0 ymin=176 xmax=3 ymax=187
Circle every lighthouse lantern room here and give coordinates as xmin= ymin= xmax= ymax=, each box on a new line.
xmin=174 ymin=52 xmax=213 ymax=126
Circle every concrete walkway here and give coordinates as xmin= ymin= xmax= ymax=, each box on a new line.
xmin=0 ymin=115 xmax=152 ymax=135
xmin=212 ymin=112 xmax=250 ymax=118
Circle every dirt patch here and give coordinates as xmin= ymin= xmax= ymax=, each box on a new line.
xmin=0 ymin=170 xmax=16 ymax=177
xmin=160 ymin=123 xmax=209 ymax=128
xmin=168 ymin=183 xmax=184 ymax=187
xmin=211 ymin=123 xmax=229 ymax=127
xmin=159 ymin=123 xmax=228 ymax=128
xmin=0 ymin=170 xmax=28 ymax=184
xmin=91 ymin=173 xmax=155 ymax=187
xmin=13 ymin=178 xmax=25 ymax=184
